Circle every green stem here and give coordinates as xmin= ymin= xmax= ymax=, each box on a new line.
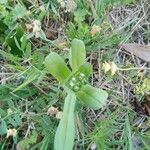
xmin=119 ymin=67 xmax=150 ymax=71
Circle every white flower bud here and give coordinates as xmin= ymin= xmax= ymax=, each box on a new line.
xmin=71 ymin=77 xmax=76 ymax=81
xmin=69 ymin=81 xmax=75 ymax=87
xmin=80 ymin=73 xmax=85 ymax=77
xmin=56 ymin=111 xmax=63 ymax=119
xmin=7 ymin=129 xmax=17 ymax=138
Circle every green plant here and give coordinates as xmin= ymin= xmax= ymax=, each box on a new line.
xmin=44 ymin=39 xmax=108 ymax=150
xmin=135 ymin=78 xmax=150 ymax=96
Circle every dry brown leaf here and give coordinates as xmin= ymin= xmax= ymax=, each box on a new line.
xmin=120 ymin=43 xmax=150 ymax=62
xmin=47 ymin=106 xmax=58 ymax=115
xmin=76 ymin=114 xmax=82 ymax=134
xmin=25 ymin=23 xmax=33 ymax=32
xmin=25 ymin=20 xmax=41 ymax=38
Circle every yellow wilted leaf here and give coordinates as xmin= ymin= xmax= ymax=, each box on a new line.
xmin=90 ymin=25 xmax=101 ymax=36
xmin=103 ymin=61 xmax=117 ymax=75
xmin=110 ymin=62 xmax=117 ymax=75
xmin=102 ymin=62 xmax=111 ymax=73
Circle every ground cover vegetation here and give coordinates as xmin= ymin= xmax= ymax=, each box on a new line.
xmin=0 ymin=0 xmax=150 ymax=149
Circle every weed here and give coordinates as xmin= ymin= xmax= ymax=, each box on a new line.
xmin=0 ymin=0 xmax=150 ymax=149
xmin=45 ymin=39 xmax=108 ymax=149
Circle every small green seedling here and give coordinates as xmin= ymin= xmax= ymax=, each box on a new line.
xmin=45 ymin=39 xmax=108 ymax=150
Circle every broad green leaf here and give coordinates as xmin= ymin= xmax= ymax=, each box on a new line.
xmin=78 ymin=63 xmax=92 ymax=78
xmin=45 ymin=52 xmax=71 ymax=83
xmin=54 ymin=92 xmax=76 ymax=150
xmin=69 ymin=39 xmax=86 ymax=72
xmin=6 ymin=25 xmax=25 ymax=57
xmin=20 ymin=35 xmax=28 ymax=52
xmin=77 ymin=85 xmax=108 ymax=110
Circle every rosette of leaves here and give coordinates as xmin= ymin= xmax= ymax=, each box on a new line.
xmin=45 ymin=39 xmax=108 ymax=150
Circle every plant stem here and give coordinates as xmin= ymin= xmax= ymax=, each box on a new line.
xmin=118 ymin=67 xmax=150 ymax=71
